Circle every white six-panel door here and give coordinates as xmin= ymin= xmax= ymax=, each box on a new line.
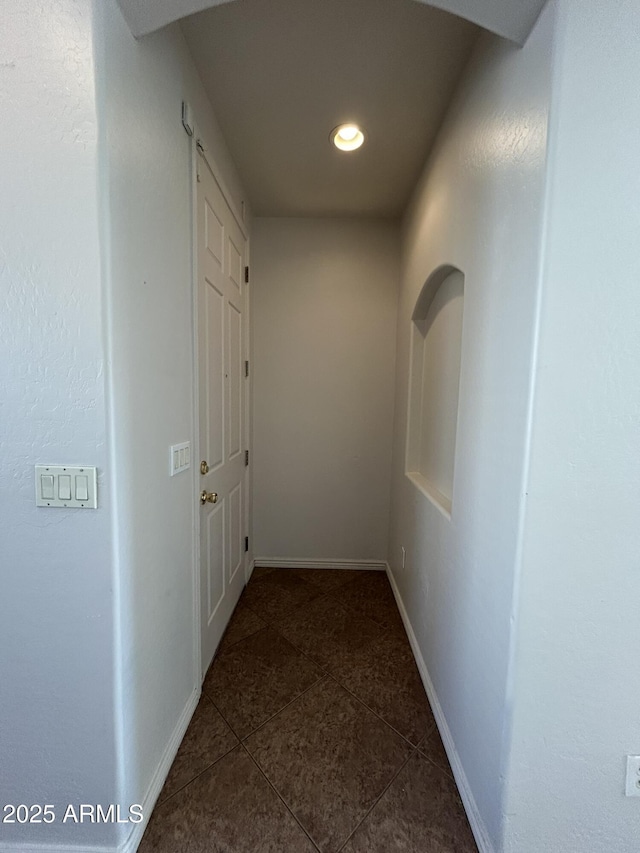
xmin=197 ymin=150 xmax=247 ymax=678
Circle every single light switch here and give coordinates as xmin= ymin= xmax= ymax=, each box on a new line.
xmin=58 ymin=475 xmax=72 ymax=500
xmin=75 ymin=475 xmax=89 ymax=502
xmin=41 ymin=475 xmax=55 ymax=499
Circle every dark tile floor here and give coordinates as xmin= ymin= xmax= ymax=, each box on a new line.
xmin=138 ymin=568 xmax=478 ymax=853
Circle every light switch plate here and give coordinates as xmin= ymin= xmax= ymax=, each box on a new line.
xmin=625 ymin=755 xmax=640 ymax=796
xmin=170 ymin=441 xmax=191 ymax=476
xmin=35 ymin=465 xmax=97 ymax=508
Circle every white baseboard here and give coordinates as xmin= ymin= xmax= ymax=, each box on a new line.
xmin=0 ymin=688 xmax=200 ymax=853
xmin=385 ymin=564 xmax=496 ymax=853
xmin=0 ymin=844 xmax=112 ymax=853
xmin=253 ymin=557 xmax=386 ymax=572
xmin=245 ymin=557 xmax=255 ymax=583
xmin=117 ymin=686 xmax=200 ymax=853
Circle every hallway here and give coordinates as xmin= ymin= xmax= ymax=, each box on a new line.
xmin=139 ymin=568 xmax=477 ymax=852
xmin=5 ymin=2 xmax=640 ymax=851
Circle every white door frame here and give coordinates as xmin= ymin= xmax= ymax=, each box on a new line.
xmin=188 ymin=120 xmax=251 ymax=686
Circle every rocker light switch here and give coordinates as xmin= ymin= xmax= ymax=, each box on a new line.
xmin=75 ymin=475 xmax=89 ymax=502
xmin=41 ymin=474 xmax=55 ymax=500
xmin=58 ymin=475 xmax=72 ymax=501
xmin=35 ymin=465 xmax=97 ymax=508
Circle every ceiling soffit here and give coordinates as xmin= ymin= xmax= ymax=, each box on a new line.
xmin=116 ymin=0 xmax=547 ymax=43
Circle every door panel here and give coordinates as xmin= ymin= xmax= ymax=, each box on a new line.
xmin=197 ymin=151 xmax=247 ymax=678
xmin=205 ymin=279 xmax=224 ymax=471
xmin=205 ymin=202 xmax=224 ymax=266
xmin=228 ymin=236 xmax=242 ymax=291
xmin=205 ymin=499 xmax=225 ymax=621
xmin=229 ymin=482 xmax=242 ymax=584
xmin=228 ymin=301 xmax=242 ymax=460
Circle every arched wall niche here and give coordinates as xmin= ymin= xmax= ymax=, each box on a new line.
xmin=406 ymin=264 xmax=464 ymax=516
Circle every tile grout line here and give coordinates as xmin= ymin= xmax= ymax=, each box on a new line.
xmin=147 ymin=571 xmax=468 ymax=851
xmin=203 ymin=594 xmax=342 ymax=751
xmin=153 ymin=691 xmax=240 ymax=808
xmin=153 ymin=739 xmax=241 ymax=809
xmin=229 ymin=577 xmax=419 ymax=849
xmin=213 ymin=615 xmax=440 ymax=779
xmin=227 ymin=657 xmax=425 ymax=853
xmin=241 ymin=575 xmax=449 ymax=847
xmin=226 ymin=591 xmax=342 ymax=676
xmin=416 ymin=745 xmax=455 ymax=781
xmin=240 ymin=742 xmax=323 ymax=853
xmin=240 ymin=569 xmax=395 ymax=634
xmin=214 ymin=621 xmax=273 ymax=657
xmin=237 ymin=572 xmax=328 ymax=624
xmin=212 ymin=583 xmax=407 ymax=695
xmin=240 ymin=581 xmax=437 ymax=755
xmin=335 ymin=746 xmax=419 ymax=853
xmin=258 ymin=594 xmax=391 ymax=676
xmin=324 ymin=670 xmax=437 ymax=752
xmin=203 ymin=637 xmax=328 ymax=742
xmin=239 ymin=673 xmax=330 ymax=743
xmin=251 ymin=602 xmax=435 ymax=754
xmin=224 ymin=579 xmax=354 ymax=677
xmin=215 ymin=610 xmax=267 ymax=653
xmin=157 ymin=666 xmax=378 ymax=826
xmin=210 ymin=571 xmax=436 ymax=760
xmin=239 ymin=586 xmax=332 ymax=628
xmin=202 ymin=682 xmax=240 ymax=736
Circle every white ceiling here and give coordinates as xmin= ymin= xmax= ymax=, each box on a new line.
xmin=181 ymin=0 xmax=480 ymax=217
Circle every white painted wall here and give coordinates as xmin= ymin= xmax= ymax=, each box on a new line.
xmin=0 ymin=2 xmax=247 ymax=849
xmin=252 ymin=218 xmax=399 ymax=564
xmin=0 ymin=1 xmax=118 ymax=849
xmin=387 ymin=6 xmax=554 ymax=848
xmin=7 ymin=2 xmax=638 ymax=851
xmin=420 ymin=0 xmax=546 ymax=44
xmin=503 ymin=1 xmax=640 ymax=850
xmin=97 ymin=0 xmax=249 ymax=836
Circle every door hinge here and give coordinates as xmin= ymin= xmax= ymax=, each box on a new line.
xmin=245 ymin=450 xmax=249 ymax=466
xmin=244 ymin=266 xmax=250 ymax=284
xmin=245 ymin=360 xmax=249 ymax=378
xmin=244 ymin=536 xmax=249 ymax=553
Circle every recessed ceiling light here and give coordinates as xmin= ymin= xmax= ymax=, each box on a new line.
xmin=331 ymin=124 xmax=365 ymax=151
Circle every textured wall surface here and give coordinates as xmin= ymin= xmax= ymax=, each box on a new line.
xmin=0 ymin=1 xmax=248 ymax=849
xmin=504 ymin=1 xmax=640 ymax=850
xmin=252 ymin=218 xmax=399 ymax=563
xmin=387 ymin=6 xmax=554 ymax=848
xmin=100 ymin=0 xmax=198 ymax=819
xmin=98 ymin=0 xmax=249 ymax=824
xmin=0 ymin=0 xmax=118 ymax=848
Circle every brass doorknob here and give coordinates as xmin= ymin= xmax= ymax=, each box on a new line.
xmin=200 ymin=490 xmax=218 ymax=505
